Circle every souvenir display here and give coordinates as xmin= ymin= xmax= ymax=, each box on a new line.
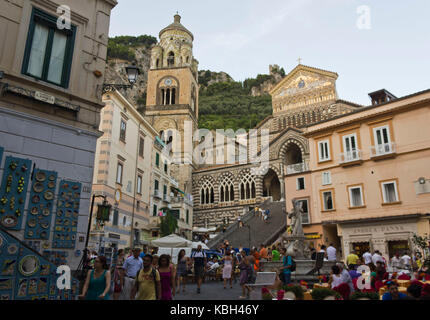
xmin=42 ymin=250 xmax=68 ymax=266
xmin=24 ymin=170 xmax=57 ymax=240
xmin=0 ymin=157 xmax=32 ymax=230
xmin=0 ymin=228 xmax=78 ymax=300
xmin=52 ymin=180 xmax=81 ymax=249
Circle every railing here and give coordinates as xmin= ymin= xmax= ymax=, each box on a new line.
xmin=370 ymin=142 xmax=396 ymax=158
xmin=339 ymin=149 xmax=363 ymax=164
xmin=171 ymin=196 xmax=193 ymax=207
xmin=286 ymin=161 xmax=309 ymax=175
xmin=163 ymin=194 xmax=171 ymax=203
xmin=153 ymin=190 xmax=161 ymax=198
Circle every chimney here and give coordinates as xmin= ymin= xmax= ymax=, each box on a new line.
xmin=368 ymin=89 xmax=397 ymax=106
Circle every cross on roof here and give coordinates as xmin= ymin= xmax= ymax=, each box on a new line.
xmin=297 ymin=57 xmax=302 ymax=65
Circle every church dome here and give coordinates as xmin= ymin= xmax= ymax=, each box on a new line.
xmin=159 ymin=14 xmax=194 ymax=41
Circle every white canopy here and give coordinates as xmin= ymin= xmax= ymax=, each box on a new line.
xmin=193 ymin=227 xmax=217 ymax=233
xmin=151 ymin=234 xmax=192 ymax=248
xmin=192 ymin=241 xmax=209 ymax=250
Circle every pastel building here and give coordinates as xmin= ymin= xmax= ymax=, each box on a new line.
xmin=293 ymin=89 xmax=430 ymax=261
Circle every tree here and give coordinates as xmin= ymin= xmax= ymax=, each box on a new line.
xmin=158 ymin=208 xmax=178 ymax=237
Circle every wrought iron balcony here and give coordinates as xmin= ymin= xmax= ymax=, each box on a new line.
xmin=163 ymin=194 xmax=171 ymax=203
xmin=153 ymin=190 xmax=162 ymax=199
xmin=286 ymin=161 xmax=309 ymax=175
xmin=370 ymin=142 xmax=396 ymax=158
xmin=340 ymin=149 xmax=363 ymax=164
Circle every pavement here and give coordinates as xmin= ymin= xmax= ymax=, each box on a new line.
xmin=174 ymin=278 xmax=246 ymax=301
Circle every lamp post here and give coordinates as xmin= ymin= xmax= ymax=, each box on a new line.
xmin=102 ymin=64 xmax=141 ymax=94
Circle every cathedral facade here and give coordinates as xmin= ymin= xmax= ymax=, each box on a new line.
xmin=144 ymin=15 xmax=364 ymax=232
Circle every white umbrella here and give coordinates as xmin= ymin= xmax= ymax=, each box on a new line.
xmin=151 ymin=234 xmax=192 ymax=248
xmin=192 ymin=241 xmax=209 ymax=250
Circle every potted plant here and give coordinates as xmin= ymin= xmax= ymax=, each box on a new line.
xmin=311 ymin=287 xmax=342 ymax=300
xmin=350 ymin=291 xmax=380 ymax=300
xmin=283 ymin=284 xmax=305 ymax=300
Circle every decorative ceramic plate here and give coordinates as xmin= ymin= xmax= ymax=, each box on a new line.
xmin=31 ymin=207 xmax=38 ymax=215
xmin=56 ymin=210 xmax=63 ymax=217
xmin=1 ymin=216 xmax=18 ymax=228
xmin=72 ymin=185 xmax=79 ymax=190
xmin=48 ymin=175 xmax=56 ymax=181
xmin=0 ymin=235 xmax=3 ymax=248
xmin=48 ymin=181 xmax=55 ymax=189
xmin=44 ymin=191 xmax=54 ymax=201
xmin=42 ymin=208 xmax=50 ymax=216
xmin=33 ymin=183 xmax=44 ymax=193
xmin=27 ymin=219 xmax=36 ymax=228
xmin=27 ymin=230 xmax=34 ymax=237
xmin=35 ymin=171 xmax=46 ymax=182
xmin=40 ymin=222 xmax=49 ymax=229
xmin=32 ymin=195 xmax=40 ymax=204
xmin=7 ymin=244 xmax=18 ymax=255
xmin=40 ymin=231 xmax=47 ymax=239
xmin=18 ymin=255 xmax=40 ymax=277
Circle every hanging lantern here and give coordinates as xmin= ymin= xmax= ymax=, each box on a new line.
xmin=96 ymin=200 xmax=112 ymax=222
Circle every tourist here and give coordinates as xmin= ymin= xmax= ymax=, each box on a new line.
xmin=329 ymin=265 xmax=343 ymax=289
xmin=337 ymin=263 xmax=354 ymax=293
xmin=157 ymin=254 xmax=175 ymax=300
xmin=390 ymin=252 xmax=402 ymax=272
xmin=231 ymin=250 xmax=239 ymax=283
xmin=362 ymin=250 xmax=372 ymax=265
xmin=407 ymin=280 xmax=423 ymax=299
xmin=280 ymin=248 xmax=292 ymax=285
xmin=373 ymin=261 xmax=389 ymax=291
xmin=254 ymin=206 xmax=259 ymax=216
xmin=372 ymin=250 xmax=384 ymax=266
xmin=130 ymin=254 xmax=161 ymax=300
xmin=319 ymin=244 xmax=327 ymax=257
xmin=139 ymin=246 xmax=148 ymax=259
xmin=311 ymin=248 xmax=317 ymax=260
xmin=327 ymin=243 xmax=337 ymax=261
xmin=238 ymin=250 xmax=251 ymax=299
xmin=382 ymin=281 xmax=407 ymax=300
xmin=251 ymin=247 xmax=260 ymax=272
xmin=346 ymin=250 xmax=360 ymax=270
xmin=401 ymin=252 xmax=412 ymax=270
xmin=271 ymin=245 xmax=280 ymax=262
xmin=152 ymin=255 xmax=159 ymax=269
xmin=122 ymin=248 xmax=143 ymax=300
xmin=112 ymin=249 xmax=125 ymax=300
xmin=191 ymin=244 xmax=207 ymax=294
xmin=176 ymin=249 xmax=189 ymax=293
xmin=259 ymin=244 xmax=269 ymax=261
xmin=79 ymin=256 xmax=111 ymax=300
xmin=222 ymin=251 xmax=233 ymax=289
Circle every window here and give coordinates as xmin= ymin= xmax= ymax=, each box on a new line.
xmin=186 ymin=210 xmax=189 ymax=224
xmin=137 ymin=175 xmax=142 ymax=194
xmin=171 ymin=210 xmax=180 ymax=220
xmin=381 ymin=180 xmax=399 ymax=204
xmin=116 ymin=163 xmax=123 ymax=184
xmin=154 ymin=180 xmax=159 ymax=192
xmin=113 ymin=209 xmax=119 ymax=226
xmin=297 ymin=177 xmax=305 ymax=190
xmin=373 ymin=125 xmax=393 ymax=155
xmin=136 ymin=200 xmax=140 ymax=211
xmin=120 ymin=120 xmax=127 ymax=142
xmin=318 ymin=140 xmax=331 ymax=162
xmin=139 ymin=136 xmax=145 ymax=157
xmin=153 ymin=204 xmax=157 ymax=217
xmin=22 ymin=8 xmax=76 ymax=88
xmin=122 ymin=216 xmax=127 ymax=226
xmin=164 ymin=161 xmax=168 ymax=173
xmin=163 ymin=185 xmax=167 ymax=196
xmin=348 ymin=185 xmax=364 ymax=207
xmin=296 ymin=199 xmax=310 ymax=224
xmin=321 ymin=189 xmax=335 ymax=211
xmin=155 ymin=153 xmax=160 ymax=167
xmin=342 ymin=133 xmax=360 ymax=162
xmin=322 ymin=172 xmax=331 ymax=185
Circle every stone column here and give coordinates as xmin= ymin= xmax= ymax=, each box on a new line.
xmin=255 ymin=175 xmax=263 ymax=202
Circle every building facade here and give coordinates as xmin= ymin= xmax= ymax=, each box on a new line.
xmin=89 ymin=90 xmax=157 ymax=256
xmin=0 ymin=0 xmax=116 ymax=270
xmin=297 ymin=89 xmax=430 ymax=261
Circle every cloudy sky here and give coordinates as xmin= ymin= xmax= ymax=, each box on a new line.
xmin=110 ymin=0 xmax=430 ymax=105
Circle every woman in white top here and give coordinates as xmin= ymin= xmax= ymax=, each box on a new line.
xmin=222 ymin=251 xmax=233 ymax=289
xmin=329 ymin=265 xmax=343 ymax=289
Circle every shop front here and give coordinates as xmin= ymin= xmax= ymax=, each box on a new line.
xmin=337 ymin=215 xmax=430 ymax=262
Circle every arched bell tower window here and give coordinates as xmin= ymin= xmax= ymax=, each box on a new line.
xmin=158 ymin=77 xmax=179 ymax=106
xmin=156 ymin=58 xmax=160 ymax=68
xmin=167 ymin=52 xmax=175 ymax=67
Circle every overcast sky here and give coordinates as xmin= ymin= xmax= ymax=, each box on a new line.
xmin=109 ymin=0 xmax=430 ymax=105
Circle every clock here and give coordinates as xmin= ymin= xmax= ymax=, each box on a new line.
xmin=164 ymin=78 xmax=173 ymax=86
xmin=114 ymin=189 xmax=122 ymax=203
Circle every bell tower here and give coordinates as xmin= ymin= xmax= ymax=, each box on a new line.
xmin=144 ymin=14 xmax=199 ymax=195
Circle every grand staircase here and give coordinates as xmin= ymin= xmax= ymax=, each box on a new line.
xmin=207 ymin=200 xmax=287 ymax=250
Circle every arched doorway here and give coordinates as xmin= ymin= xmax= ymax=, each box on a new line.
xmin=262 ymin=169 xmax=281 ymax=201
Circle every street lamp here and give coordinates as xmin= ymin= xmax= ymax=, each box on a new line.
xmin=102 ymin=64 xmax=141 ymax=94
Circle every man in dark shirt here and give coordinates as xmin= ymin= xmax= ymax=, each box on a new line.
xmin=191 ymin=245 xmax=207 ymax=294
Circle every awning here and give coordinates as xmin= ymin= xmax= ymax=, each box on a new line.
xmin=172 ymin=186 xmax=185 ymax=195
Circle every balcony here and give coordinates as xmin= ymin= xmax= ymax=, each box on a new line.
xmin=339 ymin=149 xmax=363 ymax=166
xmin=153 ymin=189 xmax=162 ymax=199
xmin=171 ymin=195 xmax=194 ymax=207
xmin=286 ymin=162 xmax=309 ymax=175
xmin=370 ymin=142 xmax=396 ymax=160
xmin=163 ymin=194 xmax=171 ymax=203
